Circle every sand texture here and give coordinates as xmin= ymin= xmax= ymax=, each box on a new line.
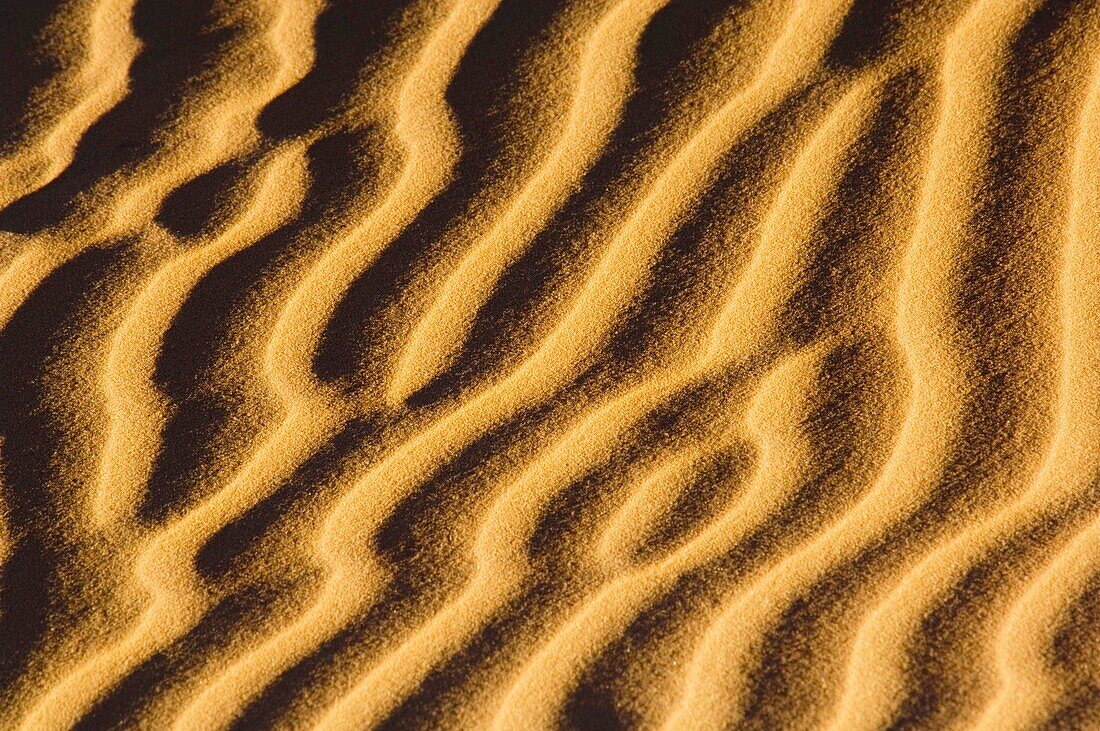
xmin=1 ymin=0 xmax=1100 ymax=728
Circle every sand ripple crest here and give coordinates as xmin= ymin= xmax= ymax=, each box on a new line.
xmin=1 ymin=0 xmax=1099 ymax=728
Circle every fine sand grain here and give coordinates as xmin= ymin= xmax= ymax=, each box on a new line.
xmin=2 ymin=0 xmax=1100 ymax=728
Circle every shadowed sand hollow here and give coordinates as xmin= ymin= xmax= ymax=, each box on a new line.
xmin=1 ymin=0 xmax=1100 ymax=728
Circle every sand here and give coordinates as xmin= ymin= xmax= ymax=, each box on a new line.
xmin=1 ymin=0 xmax=1099 ymax=728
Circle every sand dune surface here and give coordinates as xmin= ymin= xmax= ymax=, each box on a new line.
xmin=2 ymin=0 xmax=1100 ymax=728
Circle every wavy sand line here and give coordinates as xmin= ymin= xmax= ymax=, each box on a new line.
xmin=974 ymin=49 xmax=1100 ymax=731
xmin=305 ymin=75 xmax=877 ymax=731
xmin=84 ymin=2 xmax=317 ymax=238
xmin=829 ymin=5 xmax=1099 ymax=728
xmin=3 ymin=0 xmax=1099 ymax=727
xmin=0 ymin=0 xmax=138 ymax=210
xmin=12 ymin=2 xmax=324 ymax=728
xmin=489 ymin=347 xmax=826 ymax=731
xmin=162 ymin=2 xmax=841 ymax=724
xmin=0 ymin=0 xmax=317 ymax=421
xmin=187 ymin=5 xmax=870 ymax=726
xmin=157 ymin=0 xmax=840 ymax=716
xmin=169 ymin=0 xmax=669 ymax=718
xmin=162 ymin=2 xmax=506 ymax=726
xmin=388 ymin=0 xmax=674 ymax=404
xmin=89 ymin=0 xmax=322 ymax=529
xmin=595 ymin=443 xmax=713 ymax=570
xmin=95 ymin=146 xmax=308 ymax=526
xmin=314 ymin=0 xmax=857 ymax=606
xmin=300 ymin=3 xmax=725 ymax=724
xmin=662 ymin=2 xmax=1049 ymax=728
xmin=489 ymin=77 xmax=881 ymax=730
xmin=263 ymin=0 xmax=496 ymax=408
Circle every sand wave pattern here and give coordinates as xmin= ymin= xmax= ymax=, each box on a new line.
xmin=2 ymin=0 xmax=1100 ymax=728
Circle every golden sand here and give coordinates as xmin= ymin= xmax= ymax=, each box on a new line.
xmin=1 ymin=0 xmax=1099 ymax=728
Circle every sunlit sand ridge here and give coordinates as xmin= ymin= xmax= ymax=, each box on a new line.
xmin=1 ymin=0 xmax=1099 ymax=728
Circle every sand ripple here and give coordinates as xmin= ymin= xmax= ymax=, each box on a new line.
xmin=1 ymin=0 xmax=1099 ymax=728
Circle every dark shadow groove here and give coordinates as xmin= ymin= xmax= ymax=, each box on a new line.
xmin=370 ymin=366 xmax=753 ymax=726
xmin=888 ymin=2 xmax=1086 ymax=725
xmin=155 ymin=158 xmax=251 ymax=239
xmin=256 ymin=0 xmax=414 ymax=141
xmin=0 ymin=1 xmax=69 ymax=153
xmin=0 ymin=0 xmax=238 ymax=232
xmin=825 ymin=0 xmax=973 ymax=71
xmin=194 ymin=416 xmax=381 ymax=581
xmin=399 ymin=0 xmax=799 ymax=409
xmin=0 ymin=244 xmax=129 ymax=693
xmin=562 ymin=64 xmax=931 ymax=726
xmin=141 ymin=128 xmax=383 ymax=523
xmin=227 ymin=392 xmax=571 ymax=728
xmin=593 ymin=81 xmax=826 ymax=381
xmin=312 ymin=0 xmax=575 ymax=389
xmin=73 ymin=575 xmax=318 ymax=731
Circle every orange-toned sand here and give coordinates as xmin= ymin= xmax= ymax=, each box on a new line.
xmin=1 ymin=0 xmax=1099 ymax=728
